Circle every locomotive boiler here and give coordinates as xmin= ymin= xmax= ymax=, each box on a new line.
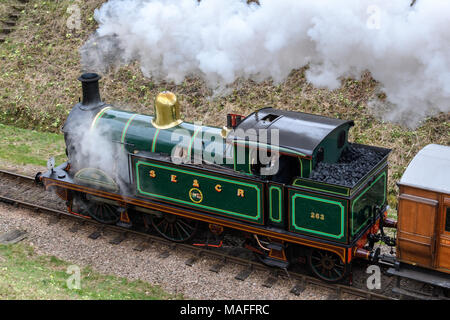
xmin=36 ymin=73 xmax=449 ymax=289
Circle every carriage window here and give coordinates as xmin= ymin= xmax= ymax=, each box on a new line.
xmin=446 ymin=207 xmax=450 ymax=233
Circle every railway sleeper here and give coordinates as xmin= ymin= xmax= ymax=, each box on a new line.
xmin=158 ymin=250 xmax=171 ymax=259
xmin=209 ymin=258 xmax=226 ymax=273
xmin=290 ymin=281 xmax=306 ymax=296
xmin=88 ymin=227 xmax=103 ymax=240
xmin=185 ymin=250 xmax=203 ymax=266
xmin=262 ymin=274 xmax=278 ymax=288
xmin=109 ymin=232 xmax=127 ymax=245
xmin=235 ymin=264 xmax=253 ymax=281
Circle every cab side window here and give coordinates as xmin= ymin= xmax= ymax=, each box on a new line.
xmin=271 ymin=155 xmax=300 ymax=184
xmin=338 ymin=130 xmax=346 ymax=148
xmin=316 ymin=147 xmax=324 ymax=163
xmin=249 ymin=148 xmax=277 ymax=177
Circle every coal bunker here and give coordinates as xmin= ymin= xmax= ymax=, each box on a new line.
xmin=309 ymin=144 xmax=388 ymax=187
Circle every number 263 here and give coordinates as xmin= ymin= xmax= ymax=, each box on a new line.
xmin=310 ymin=212 xmax=325 ymax=220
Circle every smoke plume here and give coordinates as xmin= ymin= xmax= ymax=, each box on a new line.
xmin=66 ymin=115 xmax=129 ymax=193
xmin=81 ymin=0 xmax=450 ymax=127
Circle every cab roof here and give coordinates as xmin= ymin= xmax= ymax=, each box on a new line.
xmin=230 ymin=107 xmax=354 ymax=157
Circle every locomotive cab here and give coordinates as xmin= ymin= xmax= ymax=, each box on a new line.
xmin=228 ymin=107 xmax=355 ymax=183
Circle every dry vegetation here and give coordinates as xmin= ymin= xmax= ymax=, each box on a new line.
xmin=0 ymin=0 xmax=448 ymax=205
xmin=0 ymin=2 xmax=9 ymax=16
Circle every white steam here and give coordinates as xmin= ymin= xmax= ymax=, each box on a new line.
xmin=81 ymin=0 xmax=450 ymax=127
xmin=68 ymin=120 xmax=129 ymax=192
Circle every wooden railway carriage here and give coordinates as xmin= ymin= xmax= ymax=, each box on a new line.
xmin=37 ymin=74 xmax=395 ymax=282
xmin=395 ymin=144 xmax=450 ymax=273
xmin=386 ymin=144 xmax=450 ymax=298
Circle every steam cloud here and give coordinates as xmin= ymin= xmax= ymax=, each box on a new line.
xmin=66 ymin=116 xmax=129 ymax=192
xmin=81 ymin=0 xmax=450 ymax=127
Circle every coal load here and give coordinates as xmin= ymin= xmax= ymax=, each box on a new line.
xmin=309 ymin=144 xmax=386 ymax=187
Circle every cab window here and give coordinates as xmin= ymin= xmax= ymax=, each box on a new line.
xmin=249 ymin=148 xmax=278 ymax=176
xmin=271 ymin=155 xmax=300 ymax=184
xmin=249 ymin=149 xmax=299 ymax=183
xmin=316 ymin=147 xmax=324 ymax=163
xmin=338 ymin=130 xmax=346 ymax=148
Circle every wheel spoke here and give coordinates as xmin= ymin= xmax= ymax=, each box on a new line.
xmin=335 ymin=264 xmax=345 ymax=271
xmin=95 ymin=205 xmax=101 ymax=219
xmin=100 ymin=206 xmax=106 ymax=219
xmin=162 ymin=221 xmax=169 ymax=234
xmin=333 ymin=268 xmax=342 ymax=278
xmin=169 ymin=224 xmax=174 ymax=238
xmin=313 ymin=261 xmax=322 ymax=268
xmin=84 ymin=199 xmax=120 ymax=224
xmin=174 ymin=223 xmax=184 ymax=240
xmin=156 ymin=219 xmax=166 ymax=228
xmin=151 ymin=214 xmax=197 ymax=243
xmin=176 ymin=221 xmax=191 ymax=238
xmin=308 ymin=249 xmax=347 ymax=283
xmin=179 ymin=219 xmax=195 ymax=231
xmin=105 ymin=205 xmax=113 ymax=219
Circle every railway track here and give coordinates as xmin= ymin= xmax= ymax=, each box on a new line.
xmin=0 ymin=169 xmax=395 ymax=300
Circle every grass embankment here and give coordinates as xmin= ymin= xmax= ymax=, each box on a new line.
xmin=0 ymin=0 xmax=448 ymax=205
xmin=0 ymin=243 xmax=179 ymax=299
xmin=0 ymin=123 xmax=66 ymax=167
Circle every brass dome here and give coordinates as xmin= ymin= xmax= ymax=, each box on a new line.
xmin=152 ymin=91 xmax=183 ymax=129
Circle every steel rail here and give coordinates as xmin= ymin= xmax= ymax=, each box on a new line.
xmin=0 ymin=169 xmax=35 ymax=181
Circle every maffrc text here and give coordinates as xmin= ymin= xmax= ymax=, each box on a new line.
xmin=180 ymin=304 xmax=270 ymax=317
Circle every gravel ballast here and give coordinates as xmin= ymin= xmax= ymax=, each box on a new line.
xmin=0 ymin=203 xmax=338 ymax=300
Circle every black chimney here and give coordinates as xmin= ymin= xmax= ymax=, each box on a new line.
xmin=78 ymin=73 xmax=102 ymax=107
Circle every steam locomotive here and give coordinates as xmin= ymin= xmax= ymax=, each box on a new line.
xmin=36 ymin=73 xmax=450 ymax=290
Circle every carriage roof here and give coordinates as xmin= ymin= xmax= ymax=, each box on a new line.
xmin=399 ymin=144 xmax=450 ymax=194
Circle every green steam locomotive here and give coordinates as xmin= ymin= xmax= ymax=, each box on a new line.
xmin=37 ymin=73 xmax=397 ymax=282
